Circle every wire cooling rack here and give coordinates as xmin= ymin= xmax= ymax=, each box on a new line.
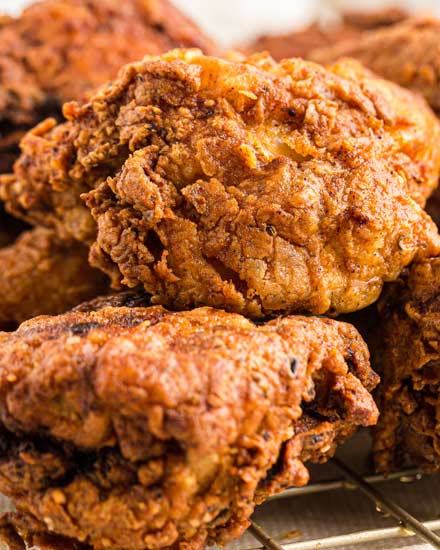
xmin=241 ymin=458 xmax=440 ymax=550
xmin=244 ymin=458 xmax=440 ymax=550
xmin=226 ymin=429 xmax=440 ymax=550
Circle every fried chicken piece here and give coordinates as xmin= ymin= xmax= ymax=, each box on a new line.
xmin=3 ymin=50 xmax=440 ymax=317
xmin=0 ymin=189 xmax=107 ymax=327
xmin=0 ymin=0 xmax=218 ymax=172
xmin=0 ymin=204 xmax=30 ymax=290
xmin=243 ymin=7 xmax=408 ymax=61
xmin=341 ymin=8 xmax=409 ymax=30
xmin=310 ymin=18 xmax=440 ymax=227
xmin=311 ymin=18 xmax=440 ymax=114
xmin=0 ymin=227 xmax=108 ymax=329
xmin=373 ymin=257 xmax=440 ymax=473
xmin=0 ymin=294 xmax=379 ymax=550
xmin=0 ymin=0 xmax=215 ymax=321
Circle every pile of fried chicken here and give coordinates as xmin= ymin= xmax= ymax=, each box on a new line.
xmin=0 ymin=1 xmax=440 ymax=549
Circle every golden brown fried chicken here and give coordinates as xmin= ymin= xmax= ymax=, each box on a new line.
xmin=0 ymin=204 xmax=29 ymax=294
xmin=311 ymin=18 xmax=440 ymax=114
xmin=373 ymin=257 xmax=440 ymax=473
xmin=0 ymin=294 xmax=379 ymax=550
xmin=244 ymin=7 xmax=408 ymax=61
xmin=0 ymin=198 xmax=107 ymax=326
xmin=0 ymin=0 xmax=218 ymax=171
xmin=310 ymin=18 xmax=440 ymax=227
xmin=3 ymin=50 xmax=440 ymax=318
xmin=0 ymin=227 xmax=107 ymax=329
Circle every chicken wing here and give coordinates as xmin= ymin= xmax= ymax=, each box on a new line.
xmin=0 ymin=293 xmax=378 ymax=550
xmin=0 ymin=0 xmax=218 ymax=171
xmin=373 ymin=257 xmax=440 ymax=473
xmin=2 ymin=50 xmax=440 ymax=317
xmin=0 ymin=227 xmax=107 ymax=329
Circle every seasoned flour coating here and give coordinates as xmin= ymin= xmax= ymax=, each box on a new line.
xmin=0 ymin=0 xmax=218 ymax=170
xmin=0 ymin=294 xmax=378 ymax=550
xmin=374 ymin=257 xmax=440 ymax=473
xmin=2 ymin=50 xmax=440 ymax=317
xmin=312 ymin=18 xmax=440 ymax=227
xmin=0 ymin=227 xmax=107 ymax=329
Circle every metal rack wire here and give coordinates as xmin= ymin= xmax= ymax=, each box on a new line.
xmin=245 ymin=458 xmax=440 ymax=550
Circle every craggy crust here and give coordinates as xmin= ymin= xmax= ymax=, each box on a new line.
xmin=4 ymin=49 xmax=440 ymax=317
xmin=0 ymin=227 xmax=108 ymax=329
xmin=307 ymin=17 xmax=440 ymax=227
xmin=374 ymin=258 xmax=440 ymax=473
xmin=243 ymin=8 xmax=408 ymax=61
xmin=0 ymin=0 xmax=218 ymax=171
xmin=311 ymin=18 xmax=440 ymax=114
xmin=0 ymin=298 xmax=378 ymax=550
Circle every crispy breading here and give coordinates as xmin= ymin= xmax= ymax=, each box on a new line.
xmin=0 ymin=227 xmax=107 ymax=329
xmin=0 ymin=0 xmax=218 ymax=171
xmin=311 ymin=18 xmax=440 ymax=113
xmin=0 ymin=294 xmax=378 ymax=550
xmin=373 ymin=257 xmax=440 ymax=473
xmin=0 ymin=0 xmax=219 ymax=260
xmin=310 ymin=17 xmax=440 ymax=227
xmin=3 ymin=50 xmax=440 ymax=317
xmin=243 ymin=8 xmax=408 ymax=61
